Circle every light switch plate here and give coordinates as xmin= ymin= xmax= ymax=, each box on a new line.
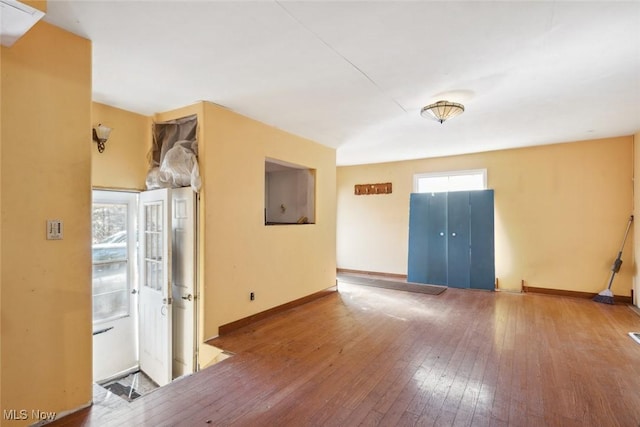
xmin=47 ymin=219 xmax=63 ymax=240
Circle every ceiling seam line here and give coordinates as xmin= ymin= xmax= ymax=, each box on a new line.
xmin=274 ymin=1 xmax=408 ymax=114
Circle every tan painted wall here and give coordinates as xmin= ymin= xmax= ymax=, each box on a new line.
xmin=634 ymin=131 xmax=640 ymax=306
xmin=0 ymin=15 xmax=3 ymax=414
xmin=201 ymin=102 xmax=336 ymax=337
xmin=337 ymin=137 xmax=634 ymax=296
xmin=22 ymin=0 xmax=46 ymax=13
xmin=1 ymin=21 xmax=92 ymax=425
xmin=153 ymin=102 xmax=336 ymax=361
xmin=91 ymin=102 xmax=151 ymax=190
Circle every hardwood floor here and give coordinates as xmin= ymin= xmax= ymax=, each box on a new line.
xmin=50 ymin=282 xmax=640 ymax=426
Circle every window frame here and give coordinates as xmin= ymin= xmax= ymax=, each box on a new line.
xmin=413 ymin=169 xmax=488 ymax=193
xmin=264 ymin=157 xmax=316 ymax=225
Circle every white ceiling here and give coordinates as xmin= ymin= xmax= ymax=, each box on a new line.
xmin=1 ymin=0 xmax=45 ymax=47
xmin=43 ymin=1 xmax=640 ymax=166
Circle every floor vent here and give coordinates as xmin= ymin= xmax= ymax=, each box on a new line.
xmin=104 ymin=382 xmax=141 ymax=401
xmin=628 ymin=332 xmax=640 ymax=345
xmin=100 ymin=371 xmax=158 ymax=403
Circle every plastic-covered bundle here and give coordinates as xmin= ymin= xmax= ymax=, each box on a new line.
xmin=146 ymin=140 xmax=201 ymax=192
xmin=146 ymin=114 xmax=200 ymax=192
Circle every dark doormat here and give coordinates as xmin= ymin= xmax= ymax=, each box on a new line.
xmin=337 ymin=273 xmax=447 ymax=295
xmin=103 ymin=382 xmax=141 ymax=402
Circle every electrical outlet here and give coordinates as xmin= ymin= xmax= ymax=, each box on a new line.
xmin=250 ymin=292 xmax=255 ymax=301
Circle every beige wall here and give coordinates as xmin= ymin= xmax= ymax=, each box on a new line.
xmin=91 ymin=102 xmax=151 ymax=190
xmin=1 ymin=21 xmax=92 ymax=425
xmin=0 ymin=13 xmax=3 ymax=413
xmin=22 ymin=0 xmax=46 ymax=13
xmin=201 ymin=102 xmax=336 ymax=336
xmin=153 ymin=102 xmax=336 ymax=361
xmin=634 ymin=131 xmax=640 ymax=306
xmin=337 ymin=137 xmax=634 ymax=296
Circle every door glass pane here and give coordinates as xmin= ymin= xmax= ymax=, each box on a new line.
xmin=92 ymin=203 xmax=129 ymax=323
xmin=144 ymin=202 xmax=163 ymax=291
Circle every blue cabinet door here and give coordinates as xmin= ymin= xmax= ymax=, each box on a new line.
xmin=447 ymin=192 xmax=471 ymax=288
xmin=407 ymin=194 xmax=429 ymax=283
xmin=469 ymin=190 xmax=495 ymax=290
xmin=407 ymin=193 xmax=448 ymax=285
xmin=426 ymin=193 xmax=448 ymax=285
xmin=408 ymin=190 xmax=494 ymax=290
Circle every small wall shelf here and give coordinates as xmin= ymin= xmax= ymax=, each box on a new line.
xmin=354 ymin=182 xmax=392 ymax=195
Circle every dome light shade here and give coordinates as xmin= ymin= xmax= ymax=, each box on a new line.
xmin=420 ymin=100 xmax=465 ymax=124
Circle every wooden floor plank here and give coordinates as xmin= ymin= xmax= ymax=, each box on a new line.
xmin=48 ymin=283 xmax=640 ymax=427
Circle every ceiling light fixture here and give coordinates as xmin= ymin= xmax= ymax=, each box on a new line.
xmin=92 ymin=124 xmax=112 ymax=153
xmin=420 ymin=100 xmax=465 ymax=124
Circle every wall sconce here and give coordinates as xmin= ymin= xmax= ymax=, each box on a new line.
xmin=92 ymin=124 xmax=112 ymax=153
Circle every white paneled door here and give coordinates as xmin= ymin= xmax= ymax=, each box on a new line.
xmin=139 ymin=188 xmax=172 ymax=387
xmin=171 ymin=187 xmax=197 ymax=378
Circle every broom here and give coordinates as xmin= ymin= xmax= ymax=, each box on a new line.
xmin=593 ymin=215 xmax=633 ymax=304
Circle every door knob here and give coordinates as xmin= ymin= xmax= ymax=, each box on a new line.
xmin=181 ymin=294 xmax=193 ymax=301
xmin=131 ymin=289 xmax=138 ymax=294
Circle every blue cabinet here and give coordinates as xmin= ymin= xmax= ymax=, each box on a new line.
xmin=407 ymin=190 xmax=495 ymax=290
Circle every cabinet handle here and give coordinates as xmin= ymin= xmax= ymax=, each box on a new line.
xmin=439 ymin=232 xmax=444 ymax=236
xmin=451 ymin=232 xmax=457 ymax=237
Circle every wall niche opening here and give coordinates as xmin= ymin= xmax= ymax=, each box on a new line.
xmin=265 ymin=158 xmax=316 ymax=225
